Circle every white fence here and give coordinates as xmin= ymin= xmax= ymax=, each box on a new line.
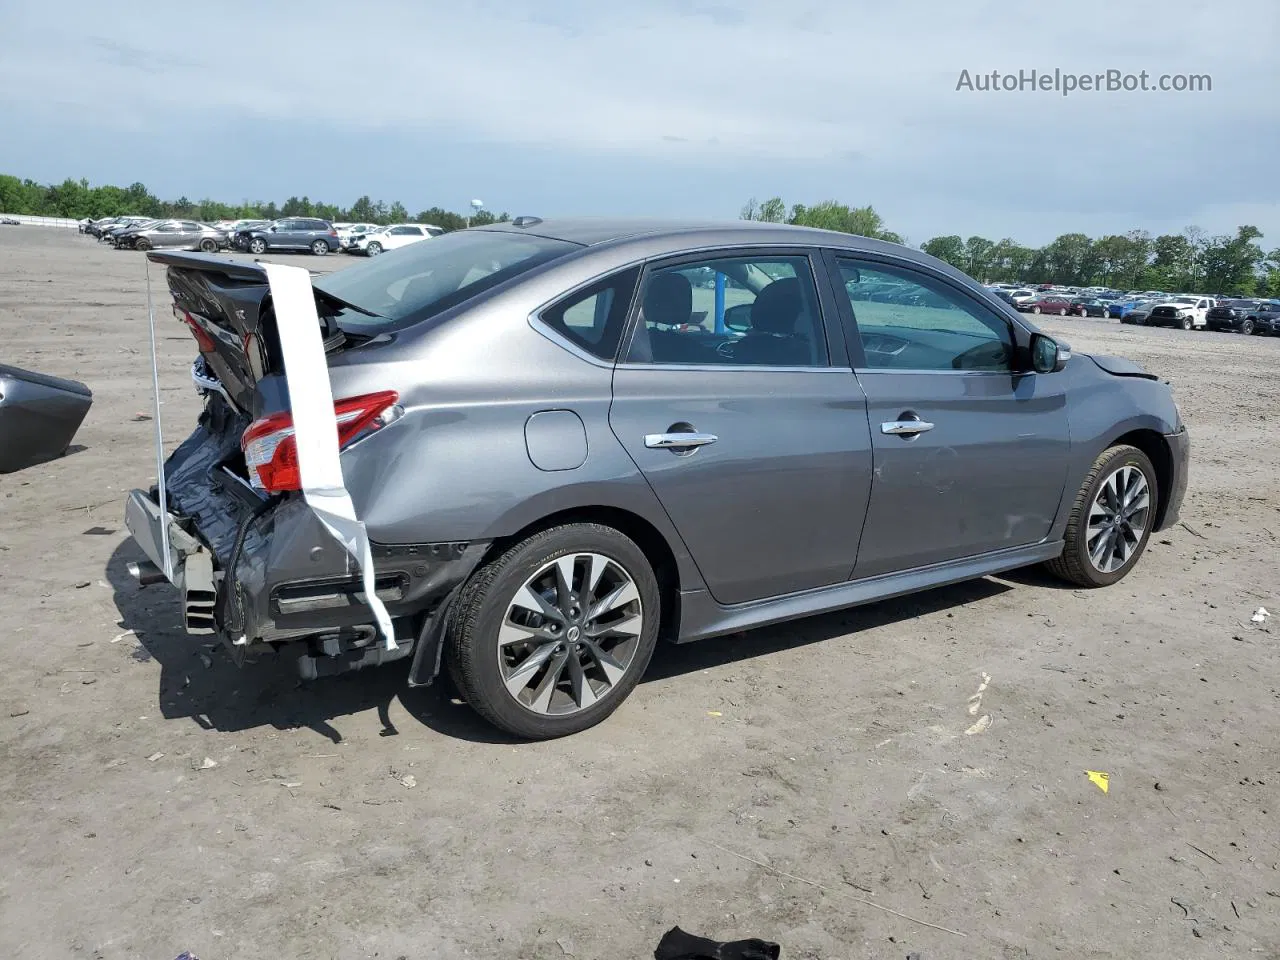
xmin=0 ymin=214 xmax=82 ymax=229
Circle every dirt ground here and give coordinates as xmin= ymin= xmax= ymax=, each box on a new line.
xmin=1 ymin=226 xmax=1278 ymax=960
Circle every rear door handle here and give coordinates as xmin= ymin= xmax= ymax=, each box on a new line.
xmin=644 ymin=432 xmax=718 ymax=449
xmin=881 ymin=419 xmax=935 ymax=436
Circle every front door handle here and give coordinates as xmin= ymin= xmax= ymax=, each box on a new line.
xmin=644 ymin=432 xmax=718 ymax=449
xmin=881 ymin=419 xmax=935 ymax=436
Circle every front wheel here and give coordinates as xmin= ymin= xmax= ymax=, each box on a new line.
xmin=365 ymin=241 xmax=382 ymax=256
xmin=134 ymin=238 xmax=151 ymax=251
xmin=1241 ymin=318 xmax=1255 ymax=336
xmin=446 ymin=523 xmax=661 ymax=739
xmin=1181 ymin=316 xmax=1193 ymax=330
xmin=1059 ymin=307 xmax=1068 ymax=316
xmin=248 ymin=238 xmax=267 ymax=254
xmin=1045 ymin=444 xmax=1158 ymax=588
xmin=1032 ymin=305 xmax=1041 ymax=314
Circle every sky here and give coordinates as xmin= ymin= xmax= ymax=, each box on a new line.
xmin=1 ymin=0 xmax=1277 ymax=247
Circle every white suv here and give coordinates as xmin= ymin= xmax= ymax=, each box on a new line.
xmin=357 ymin=223 xmax=444 ymax=256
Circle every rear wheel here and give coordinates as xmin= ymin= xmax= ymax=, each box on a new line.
xmin=446 ymin=523 xmax=661 ymax=739
xmin=310 ymin=239 xmax=330 ymax=256
xmin=199 ymin=238 xmax=218 ymax=253
xmin=248 ymin=238 xmax=267 ymax=254
xmin=1045 ymin=444 xmax=1157 ymax=588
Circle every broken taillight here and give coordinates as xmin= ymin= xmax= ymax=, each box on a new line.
xmin=174 ymin=305 xmax=217 ymax=353
xmin=241 ymin=390 xmax=401 ymax=494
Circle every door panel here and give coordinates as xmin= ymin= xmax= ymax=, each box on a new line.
xmin=826 ymin=253 xmax=1072 ymax=578
xmin=853 ymin=369 xmax=1070 ymax=577
xmin=609 ymin=368 xmax=873 ymax=604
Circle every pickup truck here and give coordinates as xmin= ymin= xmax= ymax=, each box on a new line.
xmin=1143 ymin=296 xmax=1216 ymax=330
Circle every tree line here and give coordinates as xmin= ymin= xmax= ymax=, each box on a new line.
xmin=743 ymin=194 xmax=1280 ymax=297
xmin=4 ymin=174 xmax=1276 ymax=295
xmin=0 ymin=174 xmax=510 ymax=232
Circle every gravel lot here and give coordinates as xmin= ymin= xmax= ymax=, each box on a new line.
xmin=2 ymin=226 xmax=1278 ymax=959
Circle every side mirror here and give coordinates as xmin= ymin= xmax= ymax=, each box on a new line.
xmin=1030 ymin=333 xmax=1068 ymax=373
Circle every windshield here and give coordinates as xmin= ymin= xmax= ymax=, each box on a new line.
xmin=1172 ymin=297 xmax=1197 ymax=304
xmin=314 ymin=228 xmax=580 ymax=333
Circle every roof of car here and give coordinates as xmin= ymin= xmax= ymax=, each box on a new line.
xmin=477 ymin=216 xmax=904 ymax=251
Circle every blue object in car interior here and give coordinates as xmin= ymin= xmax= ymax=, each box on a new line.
xmin=714 ymin=272 xmax=726 ymax=333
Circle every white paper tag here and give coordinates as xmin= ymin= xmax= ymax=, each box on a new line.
xmin=259 ymin=262 xmax=397 ymax=650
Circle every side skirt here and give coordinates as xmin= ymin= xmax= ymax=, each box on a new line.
xmin=675 ymin=541 xmax=1064 ymax=643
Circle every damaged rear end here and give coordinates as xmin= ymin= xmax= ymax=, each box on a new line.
xmin=123 ymin=252 xmax=485 ymax=680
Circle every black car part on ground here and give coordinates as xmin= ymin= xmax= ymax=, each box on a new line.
xmin=0 ymin=363 xmax=93 ymax=473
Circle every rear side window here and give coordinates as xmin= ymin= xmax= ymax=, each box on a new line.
xmin=538 ymin=267 xmax=640 ymax=361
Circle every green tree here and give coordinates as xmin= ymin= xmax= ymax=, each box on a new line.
xmin=963 ymin=236 xmax=996 ymax=280
xmin=387 ymin=201 xmax=409 ymax=222
xmin=920 ymin=235 xmax=965 ymax=268
xmin=1042 ymin=233 xmax=1094 ymax=285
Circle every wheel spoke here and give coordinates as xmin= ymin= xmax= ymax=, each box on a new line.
xmin=588 ymin=580 xmax=640 ymax=622
xmin=503 ymin=642 xmax=559 ymax=697
xmin=566 ymin=654 xmax=598 ymax=708
xmin=580 ymin=554 xmax=608 ymax=607
xmin=552 ymin=556 xmax=577 ymax=611
xmin=584 ymin=641 xmax=628 ymax=686
xmin=587 ymin=610 xmax=642 ymax=640
xmin=498 ymin=618 xmax=553 ymax=647
xmin=527 ymin=648 xmax=570 ymax=713
xmin=511 ymin=583 xmax=564 ymax=624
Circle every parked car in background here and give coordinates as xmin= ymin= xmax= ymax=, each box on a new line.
xmin=1145 ymin=296 xmax=1215 ymax=330
xmin=353 ymin=223 xmax=444 ymax=256
xmin=232 ymin=218 xmax=339 ymax=255
xmin=1024 ymin=295 xmax=1074 ymax=315
xmin=102 ymin=218 xmax=161 ymax=245
xmin=91 ymin=215 xmax=150 ymax=239
xmin=1122 ymin=301 xmax=1158 ymax=325
xmin=126 ymin=218 xmax=1188 ymax=739
xmin=1007 ymin=289 xmax=1037 ymax=307
xmin=1251 ymin=301 xmax=1280 ymax=335
xmin=337 ymin=223 xmax=381 ymax=249
xmin=1205 ymin=299 xmax=1264 ymax=335
xmin=114 ymin=219 xmax=226 ymax=252
xmin=1071 ymin=297 xmax=1110 ymax=318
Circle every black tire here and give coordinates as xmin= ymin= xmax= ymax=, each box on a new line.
xmin=1031 ymin=305 xmax=1041 ymax=314
xmin=365 ymin=241 xmax=382 ymax=256
xmin=134 ymin=237 xmax=150 ymax=251
xmin=199 ymin=238 xmax=218 ymax=253
xmin=311 ymin=239 xmax=329 ymax=256
xmin=1180 ymin=316 xmax=1193 ymax=330
xmin=1059 ymin=307 xmax=1068 ymax=316
xmin=1045 ymin=444 xmax=1158 ymax=588
xmin=446 ymin=523 xmax=661 ymax=739
xmin=248 ymin=238 xmax=267 ymax=254
xmin=1241 ymin=318 xmax=1255 ymax=336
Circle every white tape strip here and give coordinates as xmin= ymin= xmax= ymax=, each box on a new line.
xmin=260 ymin=262 xmax=397 ymax=650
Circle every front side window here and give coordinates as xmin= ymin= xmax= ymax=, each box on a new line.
xmin=389 ymin=225 xmax=418 ymax=236
xmin=837 ymin=259 xmax=1014 ymax=372
xmin=625 ymin=254 xmax=828 ymax=367
xmin=538 ymin=267 xmax=640 ymax=361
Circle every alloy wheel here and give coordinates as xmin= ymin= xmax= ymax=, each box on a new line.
xmin=1086 ymin=465 xmax=1150 ymax=574
xmin=497 ymin=552 xmax=644 ymax=716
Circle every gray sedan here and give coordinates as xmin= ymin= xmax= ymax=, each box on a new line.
xmin=126 ymin=219 xmax=1189 ymax=739
xmin=114 ymin=219 xmax=224 ymax=252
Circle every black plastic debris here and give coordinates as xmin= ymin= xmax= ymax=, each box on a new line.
xmin=655 ymin=926 xmax=780 ymax=960
xmin=0 ymin=362 xmax=93 ymax=473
